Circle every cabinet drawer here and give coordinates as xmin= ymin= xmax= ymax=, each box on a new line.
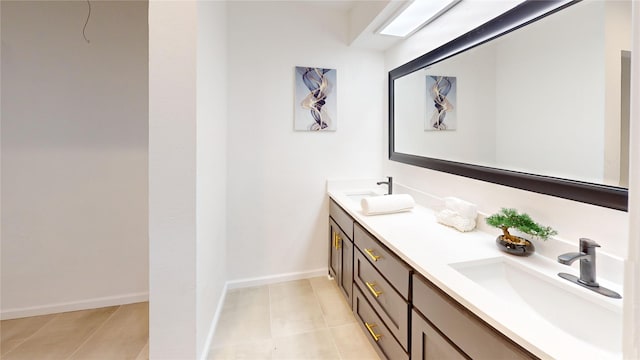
xmin=330 ymin=199 xmax=354 ymax=240
xmin=413 ymin=274 xmax=536 ymax=360
xmin=353 ymin=286 xmax=409 ymax=360
xmin=411 ymin=309 xmax=468 ymax=360
xmin=354 ymin=250 xmax=409 ymax=350
xmin=354 ymin=223 xmax=411 ymax=298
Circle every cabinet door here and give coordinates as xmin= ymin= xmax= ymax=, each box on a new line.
xmin=411 ymin=309 xmax=468 ymax=360
xmin=340 ymin=235 xmax=353 ymax=304
xmin=329 ymin=219 xmax=342 ymax=280
xmin=413 ymin=275 xmax=536 ymax=359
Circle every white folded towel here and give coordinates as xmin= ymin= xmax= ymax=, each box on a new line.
xmin=436 ymin=209 xmax=476 ymax=232
xmin=444 ymin=197 xmax=478 ymax=219
xmin=361 ymin=194 xmax=415 ymax=216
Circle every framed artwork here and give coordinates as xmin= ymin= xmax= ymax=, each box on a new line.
xmin=426 ymin=75 xmax=457 ymax=131
xmin=294 ymin=66 xmax=337 ymax=131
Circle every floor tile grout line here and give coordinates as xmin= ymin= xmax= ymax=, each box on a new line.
xmin=133 ymin=340 xmax=149 ymax=360
xmin=308 ymin=278 xmax=331 ymax=331
xmin=310 ymin=277 xmax=358 ymax=328
xmin=213 ymin=278 xmax=377 ymax=359
xmin=269 ymin=278 xmax=333 ymax=356
xmin=267 ymin=283 xmax=275 ymax=356
xmin=210 ymin=285 xmax=273 ymax=351
xmin=1 ymin=312 xmax=60 ymax=358
xmin=64 ymin=305 xmax=122 ymax=360
xmin=327 ymin=327 xmax=346 ymax=360
xmin=309 ymin=277 xmax=346 ymax=360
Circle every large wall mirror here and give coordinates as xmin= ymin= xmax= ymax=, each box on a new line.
xmin=389 ymin=0 xmax=631 ymax=211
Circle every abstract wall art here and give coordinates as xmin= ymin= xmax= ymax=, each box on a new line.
xmin=294 ymin=66 xmax=337 ymax=131
xmin=426 ymin=75 xmax=457 ymax=131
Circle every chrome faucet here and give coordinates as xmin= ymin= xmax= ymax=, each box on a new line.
xmin=557 ymin=238 xmax=621 ymax=298
xmin=376 ymin=176 xmax=393 ymax=195
xmin=558 ymin=238 xmax=600 ymax=286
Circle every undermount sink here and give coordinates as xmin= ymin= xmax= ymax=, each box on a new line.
xmin=450 ymin=257 xmax=622 ymax=355
xmin=345 ymin=190 xmax=383 ymax=203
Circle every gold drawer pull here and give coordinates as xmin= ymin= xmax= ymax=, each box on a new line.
xmin=334 ymin=233 xmax=341 ymax=249
xmin=365 ymin=322 xmax=382 ymax=342
xmin=365 ymin=282 xmax=382 ymax=298
xmin=364 ymin=248 xmax=381 ymax=262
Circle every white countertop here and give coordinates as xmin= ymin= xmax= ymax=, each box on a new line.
xmin=327 ymin=181 xmax=623 ymax=360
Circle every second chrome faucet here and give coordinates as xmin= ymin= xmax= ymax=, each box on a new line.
xmin=377 ymin=176 xmax=393 ymax=195
xmin=557 ymin=238 xmax=621 ymax=298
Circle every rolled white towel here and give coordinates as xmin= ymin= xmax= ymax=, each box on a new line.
xmin=444 ymin=197 xmax=478 ymax=219
xmin=436 ymin=209 xmax=476 ymax=232
xmin=361 ymin=194 xmax=415 ymax=216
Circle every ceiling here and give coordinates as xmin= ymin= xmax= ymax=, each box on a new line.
xmin=348 ymin=0 xmax=529 ymax=51
xmin=245 ymin=0 xmax=531 ymax=52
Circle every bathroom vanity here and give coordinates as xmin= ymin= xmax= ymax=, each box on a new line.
xmin=330 ymin=198 xmax=533 ymax=359
xmin=327 ymin=182 xmax=623 ymax=360
xmin=336 ymin=0 xmax=630 ymax=357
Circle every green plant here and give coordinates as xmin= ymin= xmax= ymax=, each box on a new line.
xmin=485 ymin=208 xmax=557 ymax=245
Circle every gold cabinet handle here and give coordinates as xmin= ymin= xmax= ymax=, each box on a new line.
xmin=335 ymin=233 xmax=341 ymax=249
xmin=365 ymin=282 xmax=382 ymax=298
xmin=364 ymin=248 xmax=380 ymax=262
xmin=365 ymin=322 xmax=382 ymax=342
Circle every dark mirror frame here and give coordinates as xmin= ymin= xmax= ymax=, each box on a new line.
xmin=388 ymin=0 xmax=628 ymax=211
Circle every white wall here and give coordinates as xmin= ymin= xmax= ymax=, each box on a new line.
xmin=149 ymin=2 xmax=197 ymax=357
xmin=196 ymin=1 xmax=228 ymax=358
xmin=0 ymin=0 xmax=2 ymax=319
xmin=149 ymin=1 xmax=228 ymax=358
xmin=384 ymin=3 xmax=628 ymax=257
xmin=226 ymin=1 xmax=384 ymax=281
xmin=1 ymin=1 xmax=148 ymax=318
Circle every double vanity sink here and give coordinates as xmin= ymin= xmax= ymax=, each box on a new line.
xmin=330 ymin=183 xmax=623 ymax=359
xmin=344 ymin=190 xmax=386 ymax=203
xmin=451 ymin=256 xmax=621 ymax=354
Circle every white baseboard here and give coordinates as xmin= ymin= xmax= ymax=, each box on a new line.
xmin=226 ymin=268 xmax=328 ymax=290
xmin=0 ymin=292 xmax=149 ymax=320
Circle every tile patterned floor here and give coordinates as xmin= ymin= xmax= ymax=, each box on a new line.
xmin=208 ymin=277 xmax=380 ymax=360
xmin=0 ymin=302 xmax=149 ymax=360
xmin=1 ymin=277 xmax=378 ymax=360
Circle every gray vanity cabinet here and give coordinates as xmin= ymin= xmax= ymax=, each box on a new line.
xmin=328 ymin=197 xmax=537 ymax=360
xmin=328 ymin=218 xmax=342 ymax=282
xmin=340 ymin=235 xmax=354 ymax=303
xmin=412 ymin=274 xmax=536 ymax=360
xmin=353 ymin=224 xmax=411 ymax=351
xmin=329 ymin=200 xmax=354 ymax=304
xmin=354 ymin=224 xmax=410 ymax=296
xmin=411 ymin=309 xmax=468 ymax=360
xmin=353 ymin=286 xmax=409 ymax=360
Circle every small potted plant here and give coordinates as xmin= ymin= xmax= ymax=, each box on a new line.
xmin=485 ymin=208 xmax=557 ymax=256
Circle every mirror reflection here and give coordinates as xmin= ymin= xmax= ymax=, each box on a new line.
xmin=393 ymin=0 xmax=631 ymax=188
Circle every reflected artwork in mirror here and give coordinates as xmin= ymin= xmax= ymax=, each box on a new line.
xmin=389 ymin=0 xmax=631 ymax=211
